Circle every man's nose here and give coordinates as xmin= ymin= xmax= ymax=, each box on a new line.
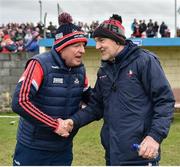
xmin=96 ymin=42 xmax=101 ymax=49
xmin=79 ymin=45 xmax=85 ymax=53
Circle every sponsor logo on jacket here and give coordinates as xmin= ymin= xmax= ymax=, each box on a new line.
xmin=99 ymin=75 xmax=107 ymax=79
xmin=53 ymin=78 xmax=63 ymax=84
xmin=74 ymin=78 xmax=80 ymax=84
xmin=127 ymin=69 xmax=134 ymax=77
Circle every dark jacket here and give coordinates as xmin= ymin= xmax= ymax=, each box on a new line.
xmin=12 ymin=48 xmax=87 ymax=151
xmin=71 ymin=40 xmax=175 ymax=165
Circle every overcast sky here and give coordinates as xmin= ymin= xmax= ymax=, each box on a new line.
xmin=0 ymin=0 xmax=180 ymax=37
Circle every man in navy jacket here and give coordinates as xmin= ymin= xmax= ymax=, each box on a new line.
xmin=65 ymin=14 xmax=175 ymax=165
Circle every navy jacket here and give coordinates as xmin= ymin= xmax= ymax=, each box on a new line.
xmin=12 ymin=48 xmax=88 ymax=151
xmin=71 ymin=40 xmax=175 ymax=165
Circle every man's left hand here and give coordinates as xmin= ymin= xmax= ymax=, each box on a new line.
xmin=138 ymin=136 xmax=159 ymax=159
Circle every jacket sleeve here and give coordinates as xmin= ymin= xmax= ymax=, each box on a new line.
xmin=70 ymin=76 xmax=104 ymax=129
xmin=140 ymin=51 xmax=175 ymax=143
xmin=81 ymin=74 xmax=92 ymax=105
xmin=11 ymin=60 xmax=59 ymax=131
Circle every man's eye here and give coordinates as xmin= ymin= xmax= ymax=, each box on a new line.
xmin=73 ymin=44 xmax=79 ymax=47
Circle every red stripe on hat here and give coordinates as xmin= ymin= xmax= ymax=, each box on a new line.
xmin=54 ymin=31 xmax=85 ymax=45
xmin=56 ymin=37 xmax=87 ymax=52
xmin=104 ymin=20 xmax=125 ymax=31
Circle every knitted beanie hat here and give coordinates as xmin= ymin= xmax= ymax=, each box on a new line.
xmin=54 ymin=12 xmax=88 ymax=52
xmin=93 ymin=14 xmax=126 ymax=45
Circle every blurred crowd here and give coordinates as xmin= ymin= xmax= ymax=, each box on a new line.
xmin=131 ymin=19 xmax=170 ymax=38
xmin=0 ymin=23 xmax=43 ymax=53
xmin=0 ymin=19 xmax=177 ymax=53
xmin=0 ymin=21 xmax=100 ymax=53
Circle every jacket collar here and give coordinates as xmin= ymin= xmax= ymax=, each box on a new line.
xmin=102 ymin=40 xmax=140 ymax=68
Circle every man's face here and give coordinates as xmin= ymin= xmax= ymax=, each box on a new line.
xmin=94 ymin=37 xmax=120 ymax=61
xmin=60 ymin=42 xmax=86 ymax=67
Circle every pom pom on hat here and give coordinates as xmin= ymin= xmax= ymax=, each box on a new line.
xmin=58 ymin=12 xmax=73 ymax=25
xmin=110 ymin=14 xmax=122 ymax=24
xmin=93 ymin=14 xmax=126 ymax=45
xmin=54 ymin=12 xmax=87 ymax=52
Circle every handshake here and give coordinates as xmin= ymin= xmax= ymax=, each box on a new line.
xmin=54 ymin=118 xmax=74 ymax=137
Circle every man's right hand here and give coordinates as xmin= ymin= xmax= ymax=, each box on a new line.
xmin=54 ymin=118 xmax=74 ymax=137
xmin=62 ymin=119 xmax=74 ymax=131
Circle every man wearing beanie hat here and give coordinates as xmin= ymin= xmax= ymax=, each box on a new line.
xmin=12 ymin=12 xmax=91 ymax=166
xmin=65 ymin=14 xmax=174 ymax=165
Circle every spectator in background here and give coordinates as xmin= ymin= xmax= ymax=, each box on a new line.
xmin=146 ymin=19 xmax=155 ymax=38
xmin=139 ymin=20 xmax=147 ymax=38
xmin=24 ymin=30 xmax=41 ymax=53
xmin=24 ymin=28 xmax=33 ymax=44
xmin=89 ymin=21 xmax=99 ymax=38
xmin=159 ymin=22 xmax=168 ymax=37
xmin=139 ymin=20 xmax=147 ymax=34
xmin=146 ymin=26 xmax=155 ymax=38
xmin=47 ymin=21 xmax=57 ymax=38
xmin=0 ymin=29 xmax=3 ymax=52
xmin=131 ymin=18 xmax=140 ymax=37
xmin=9 ymin=29 xmax=17 ymax=42
xmin=153 ymin=21 xmax=159 ymax=37
xmin=0 ymin=30 xmax=17 ymax=53
xmin=46 ymin=29 xmax=53 ymax=38
xmin=15 ymin=36 xmax=24 ymax=52
xmin=131 ymin=18 xmax=138 ymax=33
xmin=14 ymin=27 xmax=25 ymax=42
xmin=82 ymin=22 xmax=90 ymax=38
xmin=177 ymin=28 xmax=180 ymax=37
xmin=36 ymin=22 xmax=44 ymax=36
xmin=164 ymin=28 xmax=171 ymax=37
xmin=147 ymin=19 xmax=153 ymax=29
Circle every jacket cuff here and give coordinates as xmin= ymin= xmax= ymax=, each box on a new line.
xmin=53 ymin=119 xmax=61 ymax=133
xmin=70 ymin=115 xmax=80 ymax=130
xmin=148 ymin=130 xmax=164 ymax=144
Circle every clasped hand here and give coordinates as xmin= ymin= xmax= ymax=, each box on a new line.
xmin=54 ymin=118 xmax=74 ymax=137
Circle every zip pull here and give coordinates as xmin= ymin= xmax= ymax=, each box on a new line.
xmin=111 ymin=82 xmax=117 ymax=92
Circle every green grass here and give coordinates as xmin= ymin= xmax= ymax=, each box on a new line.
xmin=73 ymin=121 xmax=105 ymax=165
xmin=0 ymin=113 xmax=180 ymax=165
xmin=0 ymin=115 xmax=18 ymax=165
xmin=160 ymin=114 xmax=180 ymax=165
